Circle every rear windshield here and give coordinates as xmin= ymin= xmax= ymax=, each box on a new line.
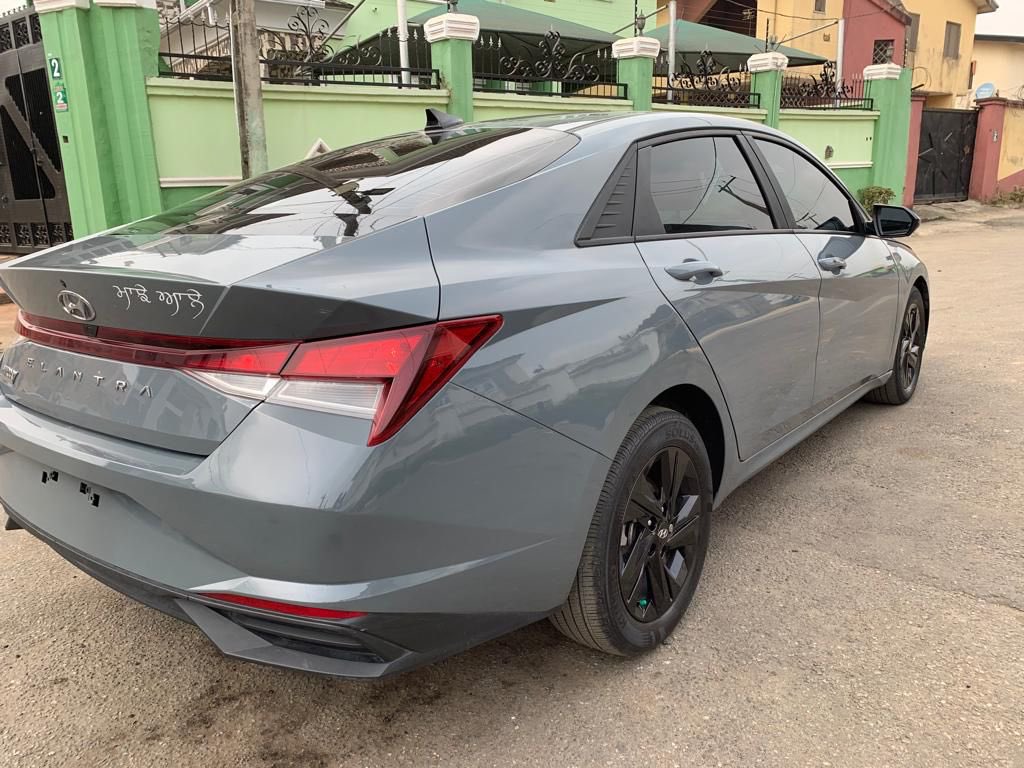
xmin=116 ymin=127 xmax=578 ymax=238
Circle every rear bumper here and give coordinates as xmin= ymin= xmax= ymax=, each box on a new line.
xmin=0 ymin=384 xmax=609 ymax=675
xmin=4 ymin=502 xmax=541 ymax=678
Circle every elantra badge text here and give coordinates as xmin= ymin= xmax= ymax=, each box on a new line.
xmin=17 ymin=357 xmax=152 ymax=398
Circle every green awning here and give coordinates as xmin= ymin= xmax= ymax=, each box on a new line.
xmin=407 ymin=0 xmax=621 ymax=44
xmin=648 ymin=20 xmax=828 ymax=69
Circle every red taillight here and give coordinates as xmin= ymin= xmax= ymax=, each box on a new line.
xmin=279 ymin=316 xmax=502 ymax=445
xmin=15 ymin=313 xmax=296 ymax=375
xmin=15 ymin=311 xmax=502 ymax=445
xmin=199 ymin=592 xmax=366 ymax=621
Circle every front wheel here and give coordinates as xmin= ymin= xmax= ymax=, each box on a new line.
xmin=550 ymin=407 xmax=713 ymax=656
xmin=865 ymin=286 xmax=927 ymax=405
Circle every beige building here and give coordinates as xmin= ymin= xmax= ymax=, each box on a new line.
xmin=751 ymin=0 xmax=842 ymax=62
xmin=972 ymin=33 xmax=1024 ymax=101
xmin=901 ymin=0 xmax=998 ymax=107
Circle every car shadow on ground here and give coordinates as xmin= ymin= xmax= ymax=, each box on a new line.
xmin=41 ymin=393 xmax=909 ymax=764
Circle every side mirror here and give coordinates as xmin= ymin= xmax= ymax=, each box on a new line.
xmin=872 ymin=204 xmax=921 ymax=239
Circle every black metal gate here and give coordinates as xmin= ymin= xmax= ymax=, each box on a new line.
xmin=915 ymin=108 xmax=978 ymax=204
xmin=0 ymin=9 xmax=72 ymax=253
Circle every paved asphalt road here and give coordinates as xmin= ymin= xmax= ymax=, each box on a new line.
xmin=1 ymin=210 xmax=1022 ymax=768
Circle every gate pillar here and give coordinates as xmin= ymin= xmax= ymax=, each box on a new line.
xmin=903 ymin=92 xmax=926 ymax=206
xmin=970 ymin=97 xmax=1008 ymax=202
xmin=864 ymin=63 xmax=912 ymax=204
xmin=36 ymin=0 xmax=162 ymax=236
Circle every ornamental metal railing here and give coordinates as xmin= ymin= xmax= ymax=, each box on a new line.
xmin=780 ymin=63 xmax=872 ymax=110
xmin=652 ymin=50 xmax=758 ymax=109
xmin=0 ymin=8 xmax=42 ymax=52
xmin=472 ymin=30 xmax=628 ymax=100
xmin=159 ymin=10 xmax=441 ymax=89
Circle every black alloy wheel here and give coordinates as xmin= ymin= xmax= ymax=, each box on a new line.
xmin=865 ymin=286 xmax=927 ymax=405
xmin=898 ymin=301 xmax=924 ymax=393
xmin=551 ymin=407 xmax=712 ymax=655
xmin=619 ymin=447 xmax=702 ymax=622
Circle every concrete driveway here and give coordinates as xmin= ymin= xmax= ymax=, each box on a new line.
xmin=1 ymin=210 xmax=1022 ymax=768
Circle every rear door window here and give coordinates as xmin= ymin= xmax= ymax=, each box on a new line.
xmin=636 ymin=136 xmax=774 ymax=236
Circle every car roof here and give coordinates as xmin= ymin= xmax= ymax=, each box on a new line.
xmin=463 ymin=111 xmax=789 ymax=147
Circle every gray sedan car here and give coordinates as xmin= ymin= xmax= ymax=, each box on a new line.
xmin=0 ymin=111 xmax=927 ymax=677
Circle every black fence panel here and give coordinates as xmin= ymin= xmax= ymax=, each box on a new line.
xmin=160 ymin=9 xmax=440 ymax=89
xmin=472 ymin=30 xmax=627 ymax=100
xmin=780 ymin=62 xmax=872 ymax=111
xmin=652 ymin=49 xmax=758 ymax=109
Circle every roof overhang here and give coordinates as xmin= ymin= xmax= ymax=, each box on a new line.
xmin=866 ymin=0 xmax=912 ymax=26
xmin=977 ymin=0 xmax=999 ymax=13
xmin=975 ymin=33 xmax=1024 ymax=44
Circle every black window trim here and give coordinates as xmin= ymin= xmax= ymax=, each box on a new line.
xmin=742 ymin=131 xmax=875 ymax=237
xmin=634 ymin=130 xmax=788 ymax=241
xmin=577 ymin=127 xmax=795 ymax=247
xmin=574 ymin=142 xmax=639 ymax=247
xmin=575 ymin=126 xmax=877 ymax=248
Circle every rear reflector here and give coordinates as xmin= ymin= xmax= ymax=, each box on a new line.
xmin=14 ymin=311 xmax=502 ymax=445
xmin=199 ymin=592 xmax=366 ymax=621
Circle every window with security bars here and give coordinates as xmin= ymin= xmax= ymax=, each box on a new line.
xmin=873 ymin=39 xmax=895 ymax=65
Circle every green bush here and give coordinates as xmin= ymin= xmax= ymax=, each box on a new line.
xmin=858 ymin=186 xmax=896 ymax=208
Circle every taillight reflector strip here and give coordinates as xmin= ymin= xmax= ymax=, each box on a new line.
xmin=199 ymin=592 xmax=366 ymax=621
xmin=15 ymin=312 xmax=296 ymax=375
xmin=14 ymin=311 xmax=503 ymax=445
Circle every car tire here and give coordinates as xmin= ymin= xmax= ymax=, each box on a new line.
xmin=550 ymin=406 xmax=713 ymax=656
xmin=865 ymin=286 xmax=927 ymax=406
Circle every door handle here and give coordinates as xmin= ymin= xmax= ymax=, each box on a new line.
xmin=818 ymin=255 xmax=847 ymax=272
xmin=665 ymin=260 xmax=723 ymax=282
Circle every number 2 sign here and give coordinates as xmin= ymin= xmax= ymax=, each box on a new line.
xmin=53 ymin=84 xmax=69 ymax=112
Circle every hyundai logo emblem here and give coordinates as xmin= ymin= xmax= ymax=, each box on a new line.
xmin=57 ymin=290 xmax=96 ymax=322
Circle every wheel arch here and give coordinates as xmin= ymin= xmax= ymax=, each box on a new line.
xmin=913 ymin=276 xmax=930 ymax=328
xmin=649 ymin=384 xmax=725 ymax=496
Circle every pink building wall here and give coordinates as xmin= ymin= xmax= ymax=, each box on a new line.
xmin=842 ymin=0 xmax=908 ymax=80
xmin=904 ymin=93 xmax=927 ymax=206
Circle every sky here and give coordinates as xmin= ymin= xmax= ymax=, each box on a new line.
xmin=976 ymin=1 xmax=1024 ymax=35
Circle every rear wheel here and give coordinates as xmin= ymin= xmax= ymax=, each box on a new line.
xmin=865 ymin=286 xmax=927 ymax=405
xmin=550 ymin=407 xmax=712 ymax=655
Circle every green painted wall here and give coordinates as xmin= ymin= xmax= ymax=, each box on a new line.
xmin=430 ymin=37 xmax=474 ymax=121
xmin=39 ymin=3 xmax=163 ymax=235
xmin=778 ymin=109 xmax=878 ymax=167
xmin=864 ymin=68 xmax=912 ymax=202
xmin=616 ymin=55 xmax=654 ymax=112
xmin=778 ymin=109 xmax=878 ymax=195
xmin=652 ymin=103 xmax=767 ymax=123
xmin=832 ymin=167 xmax=873 ymax=198
xmin=472 ymin=91 xmax=630 ymax=121
xmin=751 ymin=69 xmax=783 ymax=128
xmin=343 ymin=0 xmax=656 ymax=42
xmin=147 ymin=79 xmax=450 ymax=183
xmin=160 ymin=186 xmax=220 ymax=210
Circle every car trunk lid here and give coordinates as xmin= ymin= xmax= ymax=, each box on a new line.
xmin=0 ymin=222 xmax=440 ymax=455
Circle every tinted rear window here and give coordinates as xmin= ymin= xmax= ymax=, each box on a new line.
xmin=117 ymin=127 xmax=578 ymax=238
